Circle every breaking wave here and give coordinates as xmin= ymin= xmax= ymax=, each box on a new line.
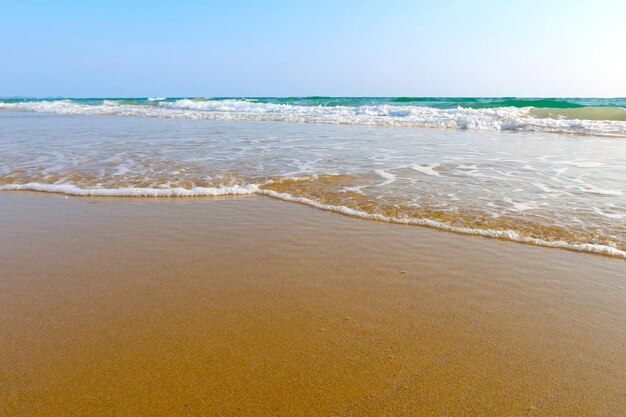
xmin=1 ymin=98 xmax=625 ymax=136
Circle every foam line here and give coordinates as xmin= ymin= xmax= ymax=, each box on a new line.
xmin=2 ymin=182 xmax=624 ymax=258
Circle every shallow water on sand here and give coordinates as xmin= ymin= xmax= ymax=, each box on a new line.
xmin=0 ymin=111 xmax=625 ymax=256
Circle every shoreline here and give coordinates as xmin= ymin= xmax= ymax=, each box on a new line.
xmin=1 ymin=187 xmax=624 ymax=259
xmin=1 ymin=192 xmax=625 ymax=416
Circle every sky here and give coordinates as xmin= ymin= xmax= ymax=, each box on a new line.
xmin=2 ymin=0 xmax=625 ymax=97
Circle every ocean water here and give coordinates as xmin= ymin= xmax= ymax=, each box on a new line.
xmin=2 ymin=97 xmax=626 ymax=135
xmin=1 ymin=97 xmax=625 ymax=257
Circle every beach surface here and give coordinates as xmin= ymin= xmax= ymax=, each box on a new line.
xmin=1 ymin=192 xmax=625 ymax=416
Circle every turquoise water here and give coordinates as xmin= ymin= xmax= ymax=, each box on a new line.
xmin=2 ymin=96 xmax=626 ymax=109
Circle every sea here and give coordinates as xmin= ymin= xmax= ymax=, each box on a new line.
xmin=1 ymin=97 xmax=625 ymax=257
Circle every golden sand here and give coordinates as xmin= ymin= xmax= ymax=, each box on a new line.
xmin=1 ymin=192 xmax=625 ymax=416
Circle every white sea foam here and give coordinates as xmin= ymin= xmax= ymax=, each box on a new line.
xmin=503 ymin=197 xmax=540 ymax=212
xmin=2 ymin=99 xmax=626 ymax=136
xmin=374 ymin=169 xmax=397 ymax=186
xmin=0 ymin=183 xmax=259 ymax=197
xmin=408 ymin=163 xmax=441 ymax=176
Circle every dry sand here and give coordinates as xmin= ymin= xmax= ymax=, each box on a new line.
xmin=1 ymin=192 xmax=625 ymax=416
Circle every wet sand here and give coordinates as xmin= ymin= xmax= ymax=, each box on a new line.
xmin=1 ymin=192 xmax=625 ymax=416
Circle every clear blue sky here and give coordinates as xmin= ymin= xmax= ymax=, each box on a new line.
xmin=2 ymin=0 xmax=625 ymax=97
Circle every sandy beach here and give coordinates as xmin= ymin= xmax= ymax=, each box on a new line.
xmin=4 ymin=0 xmax=626 ymax=415
xmin=1 ymin=192 xmax=624 ymax=416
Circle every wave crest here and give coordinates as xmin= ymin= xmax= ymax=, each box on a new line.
xmin=1 ymin=99 xmax=625 ymax=136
